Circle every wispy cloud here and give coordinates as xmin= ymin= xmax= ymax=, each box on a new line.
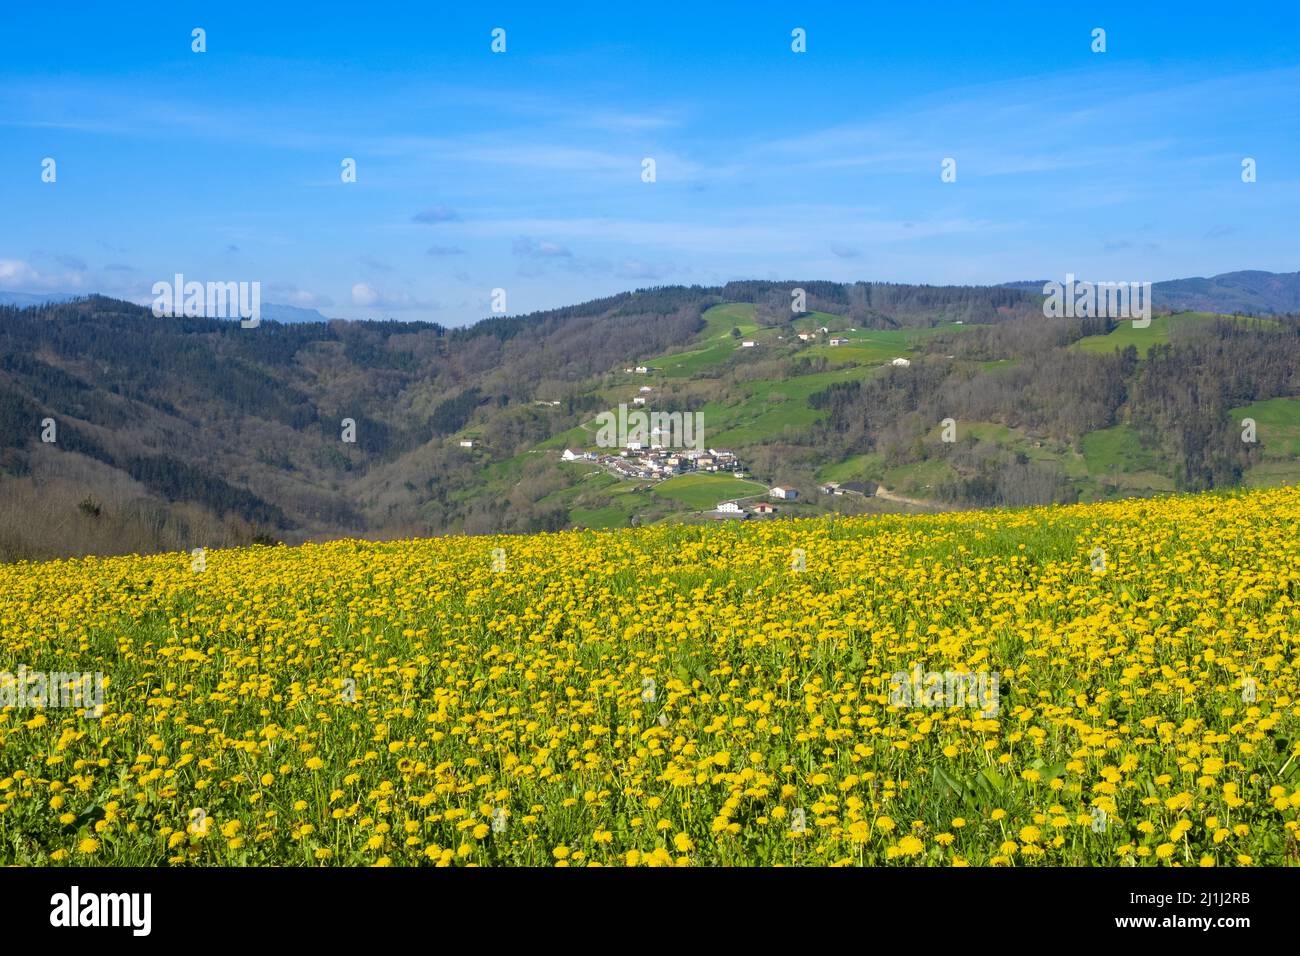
xmin=350 ymin=282 xmax=436 ymax=312
xmin=411 ymin=206 xmax=460 ymax=224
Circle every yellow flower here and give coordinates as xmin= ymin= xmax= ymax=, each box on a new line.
xmin=895 ymin=835 xmax=924 ymax=857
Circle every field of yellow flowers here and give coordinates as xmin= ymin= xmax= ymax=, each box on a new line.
xmin=1 ymin=485 xmax=1298 ymax=866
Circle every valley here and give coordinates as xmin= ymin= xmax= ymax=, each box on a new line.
xmin=1 ymin=280 xmax=1298 ymax=561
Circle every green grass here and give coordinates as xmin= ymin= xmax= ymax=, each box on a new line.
xmin=1072 ymin=314 xmax=1180 ymax=355
xmin=1231 ymin=397 xmax=1300 ymax=455
xmin=1071 ymin=311 xmax=1274 ymax=356
xmin=801 ymin=324 xmax=961 ymax=367
xmin=650 ymin=304 xmax=763 ymax=378
xmin=569 ymin=505 xmax=632 ymax=529
xmin=1081 ymin=425 xmax=1161 ymax=476
xmin=817 ymin=454 xmax=885 ymax=483
xmin=652 ymin=473 xmax=768 ymax=509
xmin=882 ymin=458 xmax=958 ymax=495
xmin=537 ymin=424 xmax=592 ymax=451
xmin=690 ymin=365 xmax=881 ymax=449
xmin=708 ymin=403 xmax=823 ymax=447
xmin=1239 ymin=459 xmax=1300 ymax=488
xmin=1231 ymin=397 xmax=1300 ymax=487
xmin=803 ymin=342 xmax=901 ymax=366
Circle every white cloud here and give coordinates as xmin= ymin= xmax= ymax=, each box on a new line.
xmin=0 ymin=257 xmax=86 ymax=291
xmin=269 ymin=284 xmax=333 ymax=308
xmin=351 ymin=282 xmax=435 ymax=311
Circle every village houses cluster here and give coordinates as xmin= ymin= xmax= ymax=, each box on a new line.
xmin=565 ymin=444 xmax=744 ymax=482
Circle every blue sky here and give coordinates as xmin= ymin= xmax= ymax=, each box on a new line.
xmin=2 ymin=1 xmax=1299 ymax=325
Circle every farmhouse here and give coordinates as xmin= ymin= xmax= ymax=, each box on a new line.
xmin=770 ymin=486 xmax=797 ymax=500
xmin=753 ymin=502 xmax=778 ymax=514
xmin=561 ymin=448 xmax=593 ymax=461
xmin=829 ymin=337 xmax=848 ymax=346
xmin=741 ymin=340 xmax=756 ymax=348
xmin=716 ymin=500 xmax=745 ymax=514
xmin=633 ymin=396 xmax=647 ymax=405
xmin=819 ymin=481 xmax=840 ymax=494
xmin=458 ymin=439 xmax=475 ymax=448
xmin=836 ymin=481 xmax=873 ymax=496
xmin=635 ymin=366 xmax=649 ymax=374
xmin=891 ymin=357 xmax=912 ymax=367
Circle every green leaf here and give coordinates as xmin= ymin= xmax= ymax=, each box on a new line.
xmin=982 ymin=767 xmax=1006 ymax=794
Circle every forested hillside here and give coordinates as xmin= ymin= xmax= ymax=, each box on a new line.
xmin=1 ymin=282 xmax=1296 ymax=561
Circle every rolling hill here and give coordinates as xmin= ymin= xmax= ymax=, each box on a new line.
xmin=1001 ymin=269 xmax=1300 ymax=316
xmin=1 ymin=280 xmax=1297 ymax=561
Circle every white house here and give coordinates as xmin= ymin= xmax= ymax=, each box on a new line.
xmin=716 ymin=500 xmax=744 ymax=513
xmin=741 ymin=340 xmax=756 ymax=348
xmin=770 ymin=486 xmax=797 ymax=500
xmin=635 ymin=365 xmax=649 ymax=374
xmin=562 ymin=448 xmax=591 ymax=461
xmin=890 ymin=357 xmax=912 ymax=367
xmin=829 ymin=337 xmax=848 ymax=346
xmin=633 ymin=396 xmax=647 ymax=405
xmin=638 ymin=385 xmax=653 ymax=393
xmin=459 ymin=439 xmax=475 ymax=449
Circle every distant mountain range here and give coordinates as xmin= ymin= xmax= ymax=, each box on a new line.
xmin=6 ymin=270 xmax=1299 ymax=321
xmin=0 ymin=291 xmax=331 ymax=323
xmin=258 ymin=302 xmax=333 ymax=323
xmin=999 ymin=270 xmax=1300 ymax=315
